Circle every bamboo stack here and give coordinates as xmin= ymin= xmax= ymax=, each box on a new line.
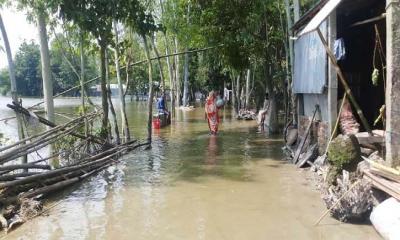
xmin=0 ymin=103 xmax=149 ymax=231
xmin=362 ymin=157 xmax=400 ymax=201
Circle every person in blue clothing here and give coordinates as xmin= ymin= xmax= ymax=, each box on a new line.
xmin=157 ymin=94 xmax=166 ymax=113
xmin=157 ymin=94 xmax=169 ymax=115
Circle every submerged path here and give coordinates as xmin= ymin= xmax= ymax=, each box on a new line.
xmin=4 ymin=102 xmax=379 ymax=239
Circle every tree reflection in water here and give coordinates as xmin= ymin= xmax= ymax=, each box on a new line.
xmin=205 ymin=135 xmax=218 ymax=165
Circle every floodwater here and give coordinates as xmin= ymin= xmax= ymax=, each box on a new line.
xmin=0 ymin=97 xmax=380 ymax=240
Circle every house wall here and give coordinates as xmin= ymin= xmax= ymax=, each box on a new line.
xmin=294 ymin=19 xmax=331 ymax=154
xmin=386 ymin=0 xmax=400 ymax=167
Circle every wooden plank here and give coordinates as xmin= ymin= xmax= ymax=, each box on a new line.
xmin=297 ymin=143 xmax=318 ymax=168
xmin=370 ymin=169 xmax=400 ymax=183
xmin=364 ymin=170 xmax=400 ymax=201
xmin=293 ymin=106 xmax=318 ymax=164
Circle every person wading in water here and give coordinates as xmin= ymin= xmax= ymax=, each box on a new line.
xmin=205 ymin=91 xmax=221 ymax=135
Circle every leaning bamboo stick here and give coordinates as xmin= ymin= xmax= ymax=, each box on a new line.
xmin=314 ymin=179 xmax=361 ymax=226
xmin=316 ymin=29 xmax=372 ymax=134
xmin=0 ymin=172 xmax=39 ymax=182
xmin=0 ymin=164 xmax=50 ymax=172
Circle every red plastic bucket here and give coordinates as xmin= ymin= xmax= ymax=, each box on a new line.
xmin=152 ymin=118 xmax=161 ymax=129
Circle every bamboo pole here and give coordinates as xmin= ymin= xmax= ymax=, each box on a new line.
xmin=0 ymin=141 xmax=147 ymax=189
xmin=316 ymin=29 xmax=372 ymax=134
xmin=7 ymin=104 xmax=105 ymax=145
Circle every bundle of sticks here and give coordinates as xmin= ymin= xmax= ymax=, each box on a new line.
xmin=0 ymin=103 xmax=149 ymax=231
xmin=362 ymin=157 xmax=400 ymax=201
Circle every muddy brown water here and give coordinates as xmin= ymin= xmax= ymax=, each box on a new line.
xmin=0 ymin=97 xmax=380 ymax=239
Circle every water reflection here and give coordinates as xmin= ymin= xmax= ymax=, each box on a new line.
xmin=3 ymin=99 xmax=380 ymax=240
xmin=205 ymin=135 xmax=218 ymax=165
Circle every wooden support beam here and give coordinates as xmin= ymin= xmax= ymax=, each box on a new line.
xmin=350 ymin=14 xmax=386 ymax=28
xmin=317 ymin=28 xmax=372 ymax=134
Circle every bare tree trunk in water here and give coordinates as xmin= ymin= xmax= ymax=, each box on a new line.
xmin=182 ymin=50 xmax=189 ymax=106
xmin=182 ymin=3 xmax=191 ymax=107
xmin=236 ymin=74 xmax=240 ymax=112
xmin=113 ymin=20 xmax=130 ymax=142
xmin=150 ymin=34 xmax=166 ymax=95
xmin=99 ymin=43 xmax=109 ymax=140
xmin=79 ymin=31 xmax=89 ymax=138
xmin=231 ymin=76 xmax=236 ymax=112
xmin=245 ymin=69 xmax=250 ymax=110
xmin=105 ymin=51 xmax=120 ymax=145
xmin=0 ymin=13 xmax=27 ymax=164
xmin=174 ymin=38 xmax=181 ymax=107
xmin=142 ymin=35 xmax=154 ymax=143
xmin=265 ymin=64 xmax=279 ymax=134
xmin=160 ymin=0 xmax=175 ymax=118
xmin=164 ymin=33 xmax=175 ymax=118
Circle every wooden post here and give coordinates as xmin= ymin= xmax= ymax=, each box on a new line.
xmin=386 ymin=0 xmax=400 ymax=167
xmin=328 ymin=12 xmax=338 ymax=136
xmin=316 ymin=28 xmax=372 ymax=134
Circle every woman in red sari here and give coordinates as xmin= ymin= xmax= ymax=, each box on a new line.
xmin=205 ymin=91 xmax=220 ymax=135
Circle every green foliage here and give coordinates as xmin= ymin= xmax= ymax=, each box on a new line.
xmin=0 ymin=68 xmax=10 ymax=95
xmin=14 ymin=41 xmax=42 ymax=96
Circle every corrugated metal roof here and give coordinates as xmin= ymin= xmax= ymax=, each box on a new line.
xmin=298 ymin=0 xmax=343 ymax=37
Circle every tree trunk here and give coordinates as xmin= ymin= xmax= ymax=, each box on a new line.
xmin=0 ymin=13 xmax=27 ymax=164
xmin=182 ymin=3 xmax=191 ymax=107
xmin=37 ymin=10 xmax=54 ymax=124
xmin=160 ymin=0 xmax=175 ymax=118
xmin=265 ymin=64 xmax=279 ymax=134
xmin=285 ymin=0 xmax=298 ymax=124
xmin=99 ymin=43 xmax=109 ymax=139
xmin=245 ymin=69 xmax=250 ymax=110
xmin=150 ymin=35 xmax=166 ymax=96
xmin=113 ymin=20 xmax=130 ymax=142
xmin=231 ymin=75 xmax=236 ymax=110
xmin=142 ymin=35 xmax=154 ymax=143
xmin=293 ymin=0 xmax=300 ymax=22
xmin=174 ymin=38 xmax=181 ymax=107
xmin=236 ymin=74 xmax=240 ymax=112
xmin=79 ymin=30 xmax=89 ymax=138
xmin=105 ymin=50 xmax=120 ymax=145
xmin=182 ymin=50 xmax=190 ymax=106
xmin=164 ymin=33 xmax=175 ymax=118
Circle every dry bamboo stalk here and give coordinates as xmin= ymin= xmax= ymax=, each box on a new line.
xmin=364 ymin=171 xmax=400 ymax=201
xmin=317 ymin=29 xmax=372 ymax=134
xmin=0 ymin=142 xmax=147 ymax=189
xmin=22 ymin=164 xmax=111 ymax=199
xmin=362 ymin=157 xmax=400 ymax=175
xmin=0 ymin=142 xmax=149 ymax=204
xmin=0 ymin=164 xmax=50 ymax=172
xmin=8 ymin=104 xmax=105 ymax=145
xmin=0 ymin=172 xmax=39 ymax=181
xmin=0 ymin=114 xmax=89 ymax=153
xmin=0 ymin=121 xmax=82 ymax=164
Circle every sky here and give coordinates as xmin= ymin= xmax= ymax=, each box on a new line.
xmin=0 ymin=6 xmax=38 ymax=69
